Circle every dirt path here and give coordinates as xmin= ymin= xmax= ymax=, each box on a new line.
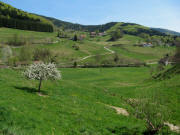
xmin=59 ymin=46 xmax=115 ymax=65
xmin=164 ymin=122 xmax=180 ymax=133
xmin=97 ymin=102 xmax=129 ymax=116
xmin=107 ymin=105 xmax=129 ymax=116
xmin=146 ymin=62 xmax=158 ymax=65
xmin=9 ymin=41 xmax=160 ymax=66
xmin=102 ymin=103 xmax=180 ymax=133
xmin=77 ymin=46 xmax=115 ymax=62
xmin=104 ymin=46 xmax=115 ymax=54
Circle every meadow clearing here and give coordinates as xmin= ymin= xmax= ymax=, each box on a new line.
xmin=0 ymin=27 xmax=179 ymax=135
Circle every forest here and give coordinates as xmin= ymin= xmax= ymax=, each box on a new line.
xmin=0 ymin=2 xmax=54 ymax=32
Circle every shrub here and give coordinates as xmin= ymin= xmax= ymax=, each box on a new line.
xmin=57 ymin=30 xmax=60 ymax=38
xmin=114 ymin=54 xmax=119 ymax=63
xmin=173 ymin=41 xmax=180 ymax=65
xmin=1 ymin=45 xmax=13 ymax=64
xmin=123 ymin=94 xmax=170 ymax=135
xmin=94 ymin=55 xmax=101 ymax=64
xmin=7 ymin=56 xmax=19 ymax=67
xmin=72 ymin=45 xmax=80 ymax=51
xmin=109 ymin=29 xmax=123 ymax=41
xmin=73 ymin=61 xmax=77 ymax=68
xmin=19 ymin=45 xmax=33 ymax=62
xmin=33 ymin=48 xmax=58 ymax=63
xmin=107 ymin=126 xmax=143 ymax=135
xmin=23 ymin=62 xmax=61 ymax=93
xmin=7 ymin=34 xmax=27 ymax=46
xmin=73 ymin=34 xmax=78 ymax=41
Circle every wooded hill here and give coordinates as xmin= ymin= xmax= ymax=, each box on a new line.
xmin=42 ymin=16 xmax=118 ymax=32
xmin=44 ymin=16 xmax=180 ymax=36
xmin=152 ymin=28 xmax=180 ymax=36
xmin=0 ymin=1 xmax=54 ymax=32
xmin=1 ymin=1 xmax=180 ymax=37
xmin=106 ymin=22 xmax=165 ymax=36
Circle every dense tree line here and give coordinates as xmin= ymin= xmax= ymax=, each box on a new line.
xmin=138 ymin=32 xmax=178 ymax=46
xmin=123 ymin=27 xmax=166 ymax=36
xmin=110 ymin=23 xmax=178 ymax=46
xmin=0 ymin=2 xmax=53 ymax=32
xmin=44 ymin=16 xmax=118 ymax=32
xmin=109 ymin=29 xmax=124 ymax=41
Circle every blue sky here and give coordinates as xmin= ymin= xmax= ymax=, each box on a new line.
xmin=1 ymin=0 xmax=180 ymax=32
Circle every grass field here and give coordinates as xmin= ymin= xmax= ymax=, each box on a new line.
xmin=0 ymin=28 xmax=57 ymax=44
xmin=0 ymin=3 xmax=179 ymax=135
xmin=0 ymin=28 xmax=176 ymax=66
xmin=110 ymin=45 xmax=175 ymax=62
xmin=0 ymin=67 xmax=180 ymax=135
xmin=0 ymin=28 xmax=179 ymax=135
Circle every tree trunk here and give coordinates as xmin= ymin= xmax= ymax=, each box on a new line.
xmin=38 ymin=79 xmax=42 ymax=93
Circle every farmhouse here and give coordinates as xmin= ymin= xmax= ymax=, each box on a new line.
xmin=90 ymin=32 xmax=97 ymax=37
xmin=142 ymin=43 xmax=153 ymax=47
xmin=98 ymin=32 xmax=106 ymax=36
xmin=79 ymin=34 xmax=86 ymax=40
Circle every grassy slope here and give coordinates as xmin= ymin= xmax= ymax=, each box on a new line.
xmin=0 ymin=28 xmax=175 ymax=65
xmin=110 ymin=45 xmax=175 ymax=62
xmin=0 ymin=67 xmax=180 ymax=134
xmin=0 ymin=28 xmax=179 ymax=134
xmin=0 ymin=28 xmax=57 ymax=43
xmin=0 ymin=28 xmax=108 ymax=64
xmin=106 ymin=23 xmax=149 ymax=34
xmin=11 ymin=39 xmax=108 ymax=65
xmin=84 ymin=34 xmax=175 ymax=64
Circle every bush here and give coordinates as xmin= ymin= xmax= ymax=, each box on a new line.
xmin=19 ymin=45 xmax=33 ymax=62
xmin=123 ymin=94 xmax=170 ymax=135
xmin=73 ymin=34 xmax=78 ymax=41
xmin=72 ymin=45 xmax=80 ymax=51
xmin=107 ymin=126 xmax=143 ymax=135
xmin=109 ymin=29 xmax=123 ymax=41
xmin=114 ymin=54 xmax=119 ymax=63
xmin=1 ymin=45 xmax=13 ymax=64
xmin=33 ymin=48 xmax=58 ymax=63
xmin=173 ymin=41 xmax=180 ymax=65
xmin=7 ymin=34 xmax=28 ymax=46
xmin=7 ymin=56 xmax=19 ymax=67
xmin=73 ymin=61 xmax=77 ymax=68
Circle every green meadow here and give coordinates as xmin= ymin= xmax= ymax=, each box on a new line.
xmin=0 ymin=1 xmax=180 ymax=135
xmin=0 ymin=27 xmax=179 ymax=135
xmin=0 ymin=67 xmax=180 ymax=135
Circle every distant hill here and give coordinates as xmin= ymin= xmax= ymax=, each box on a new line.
xmin=106 ymin=23 xmax=179 ymax=46
xmin=151 ymin=28 xmax=180 ymax=36
xmin=44 ymin=16 xmax=168 ymax=37
xmin=0 ymin=1 xmax=54 ymax=32
xmin=1 ymin=1 xmax=179 ymax=36
xmin=107 ymin=22 xmax=166 ymax=36
xmin=43 ymin=16 xmax=118 ymax=32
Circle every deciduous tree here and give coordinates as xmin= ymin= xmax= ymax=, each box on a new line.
xmin=24 ymin=63 xmax=61 ymax=93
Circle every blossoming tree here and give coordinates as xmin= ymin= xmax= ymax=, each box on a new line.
xmin=24 ymin=62 xmax=61 ymax=93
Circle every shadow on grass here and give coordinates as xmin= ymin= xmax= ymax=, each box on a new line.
xmin=14 ymin=86 xmax=48 ymax=95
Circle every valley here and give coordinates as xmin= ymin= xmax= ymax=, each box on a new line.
xmin=0 ymin=1 xmax=180 ymax=135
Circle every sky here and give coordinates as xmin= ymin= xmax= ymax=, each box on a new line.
xmin=1 ymin=0 xmax=180 ymax=32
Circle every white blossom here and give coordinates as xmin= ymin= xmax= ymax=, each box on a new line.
xmin=24 ymin=62 xmax=61 ymax=81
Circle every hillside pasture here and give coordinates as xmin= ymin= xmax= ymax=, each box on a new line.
xmin=0 ymin=67 xmax=180 ymax=134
